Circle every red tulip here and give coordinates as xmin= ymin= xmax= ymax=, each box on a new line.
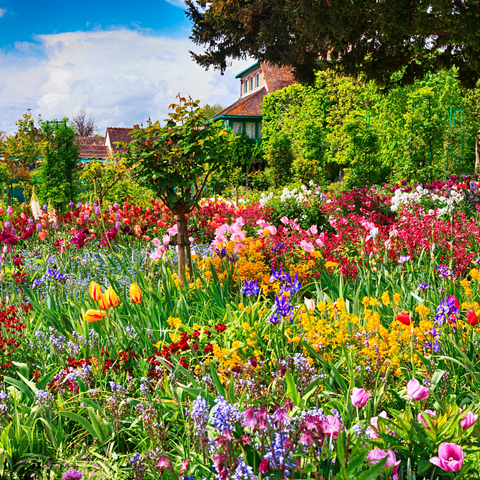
xmin=397 ymin=311 xmax=411 ymax=326
xmin=467 ymin=310 xmax=478 ymax=326
xmin=448 ymin=295 xmax=460 ymax=309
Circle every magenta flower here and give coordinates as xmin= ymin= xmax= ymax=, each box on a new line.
xmin=258 ymin=459 xmax=269 ymax=473
xmin=407 ymin=378 xmax=430 ymax=401
xmin=351 ymin=387 xmax=372 ymax=408
xmin=417 ymin=410 xmax=436 ymax=429
xmin=322 ymin=414 xmax=343 ymax=439
xmin=156 ymin=456 xmax=171 ymax=471
xmin=430 ymin=443 xmax=465 ymax=472
xmin=366 ymin=410 xmax=388 ymax=439
xmin=366 ymin=448 xmax=400 ymax=477
xmin=460 ymin=411 xmax=478 ymax=430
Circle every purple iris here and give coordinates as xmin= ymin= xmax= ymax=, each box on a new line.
xmin=242 ymin=279 xmax=260 ymax=296
xmin=418 ymin=282 xmax=431 ymax=291
xmin=270 ymin=294 xmax=293 ymax=325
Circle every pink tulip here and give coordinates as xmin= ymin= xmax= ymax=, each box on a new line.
xmin=460 ymin=411 xmax=478 ymax=430
xmin=300 ymin=240 xmax=315 ymax=253
xmin=430 ymin=443 xmax=465 ymax=472
xmin=417 ymin=410 xmax=436 ymax=428
xmin=309 ymin=225 xmax=318 ymax=235
xmin=304 ymin=298 xmax=315 ymax=313
xmin=366 ymin=410 xmax=388 ymax=439
xmin=322 ymin=415 xmax=343 ymax=438
xmin=280 ymin=216 xmax=289 ymax=224
xmin=366 ymin=448 xmax=401 ymax=478
xmin=351 ymin=387 xmax=372 ymax=408
xmin=167 ymin=225 xmax=177 ymax=236
xmin=407 ymin=379 xmax=430 ymax=401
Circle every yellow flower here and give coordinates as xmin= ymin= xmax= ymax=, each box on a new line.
xmin=97 ymin=293 xmax=111 ymax=311
xmin=242 ymin=322 xmax=251 ymax=332
xmin=83 ymin=309 xmax=105 ymax=323
xmin=238 ymin=302 xmax=245 ymax=310
xmin=325 ymin=261 xmax=338 ymax=269
xmin=167 ymin=317 xmax=182 ymax=329
xmin=232 ymin=341 xmax=241 ymax=350
xmin=130 ymin=283 xmax=142 ymax=304
xmin=393 ymin=293 xmax=401 ymax=305
xmin=263 ymin=334 xmax=269 ymax=340
xmin=105 ymin=287 xmax=120 ymax=307
xmin=470 ymin=268 xmax=480 ymax=281
xmin=362 ymin=296 xmax=370 ymax=309
xmin=246 ymin=338 xmax=255 ymax=346
xmin=89 ymin=282 xmax=103 ymax=302
xmin=381 ymin=292 xmax=390 ymax=306
xmin=193 ymin=323 xmax=201 ymax=330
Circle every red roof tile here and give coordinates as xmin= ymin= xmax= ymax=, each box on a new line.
xmin=216 ymin=87 xmax=266 ymax=117
xmin=106 ymin=127 xmax=133 ymax=153
xmin=261 ymin=62 xmax=297 ymax=93
xmin=77 ymin=136 xmax=109 ymax=159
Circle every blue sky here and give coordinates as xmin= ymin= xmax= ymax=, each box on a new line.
xmin=0 ymin=1 xmax=251 ymax=133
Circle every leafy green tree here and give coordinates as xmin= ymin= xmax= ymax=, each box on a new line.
xmin=122 ymin=95 xmax=233 ymax=281
xmin=201 ymin=103 xmax=225 ymax=120
xmin=38 ymin=119 xmax=80 ymax=209
xmin=186 ymin=0 xmax=480 ymax=88
xmin=0 ymin=113 xmax=44 ymax=205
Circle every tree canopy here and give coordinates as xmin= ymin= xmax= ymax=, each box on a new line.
xmin=186 ymin=0 xmax=480 ymax=88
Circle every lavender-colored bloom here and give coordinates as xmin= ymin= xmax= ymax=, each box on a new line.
xmin=114 ymin=202 xmax=119 ymax=208
xmin=28 ymin=218 xmax=34 ymax=225
xmin=270 ymin=294 xmax=293 ymax=325
xmin=434 ymin=296 xmax=459 ymax=325
xmin=4 ymin=221 xmax=10 ymax=228
xmin=69 ymin=201 xmax=74 ymax=208
xmin=43 ymin=204 xmax=48 ymax=211
xmin=84 ymin=214 xmax=89 ymax=221
xmin=62 ymin=468 xmax=83 ymax=480
xmin=232 ymin=456 xmax=254 ymax=480
xmin=418 ymin=282 xmax=431 ymax=291
xmin=242 ymin=279 xmax=260 ymax=296
xmin=35 ymin=390 xmax=54 ymax=406
xmin=437 ymin=265 xmax=452 ymax=277
xmin=10 ymin=228 xmax=15 ymax=234
xmin=95 ymin=207 xmax=101 ymax=215
xmin=210 ymin=395 xmax=242 ymax=432
xmin=398 ymin=255 xmax=410 ymax=264
xmin=129 ymin=453 xmax=145 ymax=480
xmin=270 ymin=266 xmax=286 ymax=283
xmin=115 ymin=221 xmax=121 ymax=229
xmin=77 ymin=202 xmax=82 ymax=208
xmin=190 ymin=396 xmax=209 ymax=435
xmin=36 ymin=223 xmax=42 ymax=231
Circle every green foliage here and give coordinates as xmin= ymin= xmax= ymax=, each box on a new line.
xmin=187 ymin=0 xmax=480 ymax=87
xmin=38 ymin=119 xmax=79 ymax=209
xmin=200 ymin=103 xmax=225 ymax=120
xmin=265 ymin=132 xmax=294 ymax=187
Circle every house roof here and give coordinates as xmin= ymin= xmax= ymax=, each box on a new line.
xmin=77 ymin=136 xmax=109 ymax=159
xmin=215 ymin=87 xmax=267 ymax=118
xmin=261 ymin=62 xmax=297 ymax=93
xmin=106 ymin=127 xmax=133 ymax=153
xmin=235 ymin=61 xmax=260 ymax=79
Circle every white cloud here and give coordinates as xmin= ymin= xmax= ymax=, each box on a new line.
xmin=0 ymin=8 xmax=6 ymax=17
xmin=164 ymin=0 xmax=186 ymax=7
xmin=0 ymin=28 xmax=253 ymax=134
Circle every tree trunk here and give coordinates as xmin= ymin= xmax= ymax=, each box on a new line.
xmin=475 ymin=135 xmax=480 ymax=174
xmin=176 ymin=213 xmax=186 ymax=285
xmin=176 ymin=213 xmax=193 ymax=284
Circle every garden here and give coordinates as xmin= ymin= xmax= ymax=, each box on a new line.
xmin=0 ymin=83 xmax=479 ymax=480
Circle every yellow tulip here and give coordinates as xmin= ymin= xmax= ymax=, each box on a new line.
xmin=130 ymin=283 xmax=142 ymax=304
xmin=83 ymin=309 xmax=106 ymax=322
xmin=89 ymin=281 xmax=103 ymax=302
xmin=98 ymin=293 xmax=111 ymax=311
xmin=106 ymin=287 xmax=119 ymax=307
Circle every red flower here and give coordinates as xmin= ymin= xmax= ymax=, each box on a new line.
xmin=203 ymin=344 xmax=213 ymax=354
xmin=214 ymin=323 xmax=226 ymax=333
xmin=467 ymin=310 xmax=478 ymax=326
xmin=397 ymin=312 xmax=411 ymax=326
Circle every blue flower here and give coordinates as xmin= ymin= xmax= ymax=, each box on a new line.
xmin=242 ymin=279 xmax=260 ymax=296
xmin=418 ymin=282 xmax=431 ymax=291
xmin=398 ymin=255 xmax=410 ymax=264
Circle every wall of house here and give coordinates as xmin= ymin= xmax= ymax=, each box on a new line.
xmin=240 ymin=68 xmax=266 ymax=97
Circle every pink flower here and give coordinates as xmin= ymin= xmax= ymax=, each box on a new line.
xmin=156 ymin=456 xmax=171 ymax=471
xmin=417 ymin=410 xmax=436 ymax=428
xmin=167 ymin=225 xmax=177 ymax=236
xmin=234 ymin=243 xmax=245 ymax=253
xmin=179 ymin=459 xmax=190 ymax=474
xmin=266 ymin=225 xmax=277 ymax=236
xmin=232 ymin=231 xmax=246 ymax=242
xmin=322 ymin=415 xmax=343 ymax=439
xmin=280 ymin=216 xmax=289 ymax=224
xmin=460 ymin=411 xmax=478 ymax=430
xmin=350 ymin=387 xmax=372 ymax=408
xmin=274 ymin=407 xmax=290 ymax=424
xmin=367 ymin=448 xmax=400 ymax=478
xmin=152 ymin=237 xmax=162 ymax=247
xmin=300 ymin=240 xmax=315 ymax=253
xmin=162 ymin=234 xmax=170 ymax=245
xmin=309 ymin=225 xmax=318 ymax=235
xmin=304 ymin=298 xmax=315 ymax=313
xmin=258 ymin=459 xmax=269 ymax=473
xmin=407 ymin=378 xmax=430 ymax=401
xmin=366 ymin=411 xmax=388 ymax=439
xmin=7 ymin=206 xmax=13 ymax=216
xmin=430 ymin=443 xmax=465 ymax=472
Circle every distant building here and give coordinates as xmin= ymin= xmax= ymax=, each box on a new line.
xmin=77 ymin=127 xmax=132 ymax=160
xmin=213 ymin=62 xmax=297 ymax=140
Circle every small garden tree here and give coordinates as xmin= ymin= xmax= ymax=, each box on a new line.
xmin=39 ymin=118 xmax=80 ymax=209
xmin=122 ymin=95 xmax=233 ymax=281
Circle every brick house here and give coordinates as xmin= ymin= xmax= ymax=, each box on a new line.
xmin=78 ymin=127 xmax=133 ymax=160
xmin=213 ymin=62 xmax=297 ymax=140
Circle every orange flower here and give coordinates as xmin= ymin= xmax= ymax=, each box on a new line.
xmin=98 ymin=293 xmax=111 ymax=311
xmin=89 ymin=281 xmax=103 ymax=302
xmin=106 ymin=287 xmax=119 ymax=307
xmin=130 ymin=283 xmax=142 ymax=304
xmin=83 ymin=309 xmax=106 ymax=322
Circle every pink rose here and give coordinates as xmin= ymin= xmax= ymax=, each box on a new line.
xmin=407 ymin=378 xmax=430 ymax=401
xmin=430 ymin=443 xmax=465 ymax=472
xmin=350 ymin=387 xmax=371 ymax=408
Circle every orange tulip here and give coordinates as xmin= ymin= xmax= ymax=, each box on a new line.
xmin=467 ymin=309 xmax=478 ymax=326
xmin=83 ymin=309 xmax=106 ymax=322
xmin=98 ymin=293 xmax=111 ymax=311
xmin=130 ymin=283 xmax=142 ymax=304
xmin=89 ymin=281 xmax=103 ymax=302
xmin=397 ymin=311 xmax=411 ymax=326
xmin=106 ymin=287 xmax=119 ymax=307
